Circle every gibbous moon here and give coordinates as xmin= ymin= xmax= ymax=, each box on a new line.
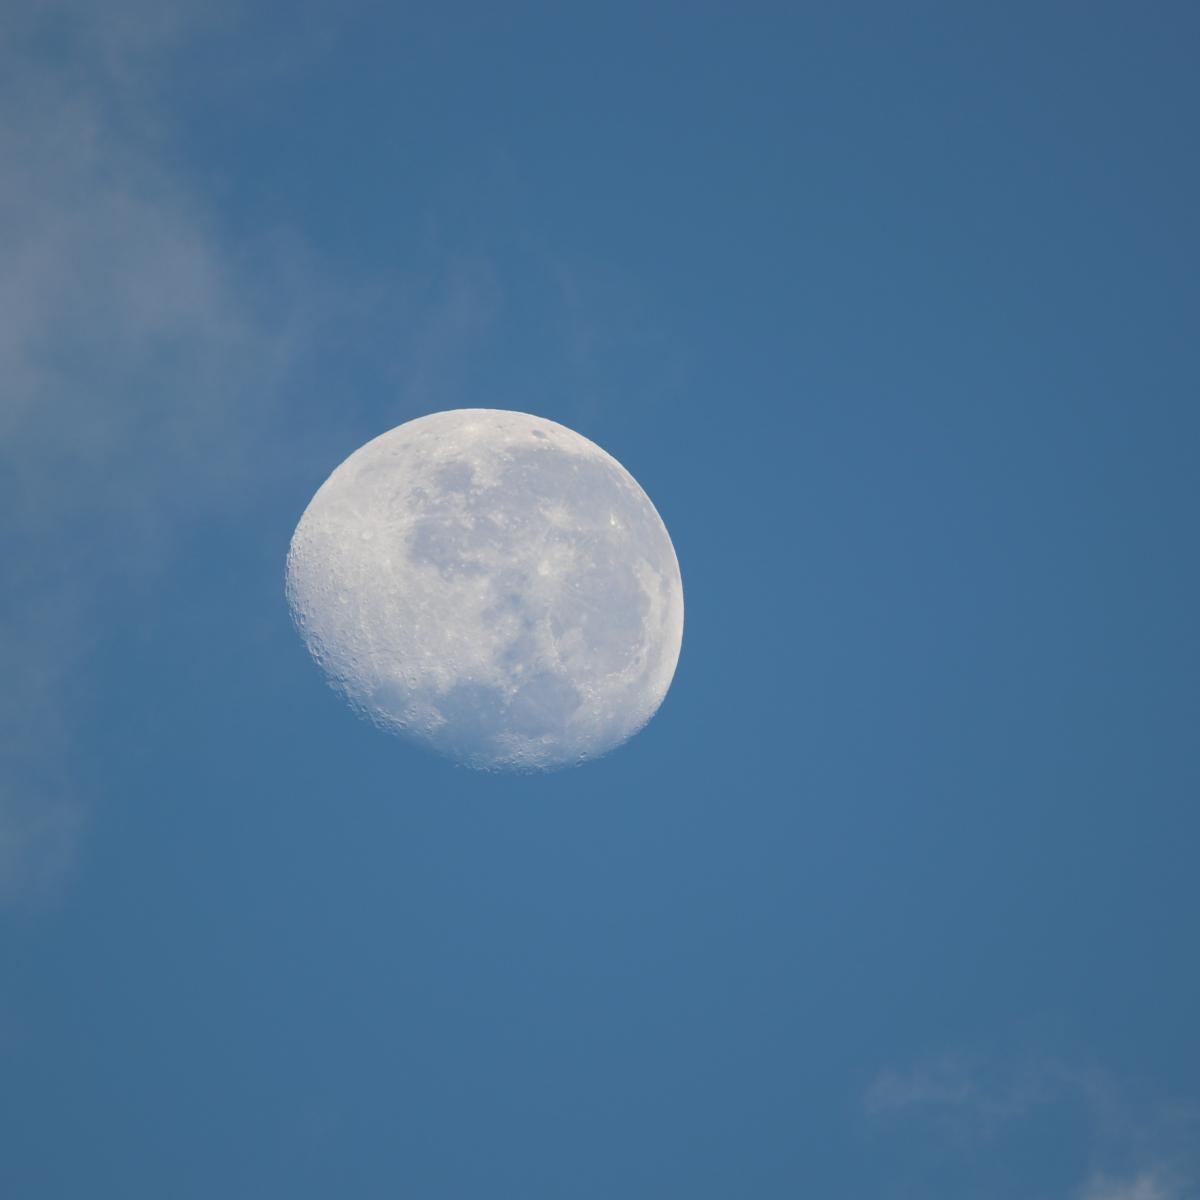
xmin=286 ymin=409 xmax=684 ymax=770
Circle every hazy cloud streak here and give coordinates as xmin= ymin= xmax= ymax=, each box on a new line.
xmin=865 ymin=1053 xmax=1199 ymax=1200
xmin=0 ymin=3 xmax=310 ymax=904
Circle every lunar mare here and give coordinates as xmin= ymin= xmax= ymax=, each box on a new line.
xmin=285 ymin=409 xmax=684 ymax=770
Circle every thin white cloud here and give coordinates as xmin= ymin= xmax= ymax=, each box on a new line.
xmin=0 ymin=3 xmax=316 ymax=904
xmin=1080 ymin=1172 xmax=1177 ymax=1200
xmin=865 ymin=1051 xmax=1071 ymax=1141
xmin=865 ymin=1054 xmax=1199 ymax=1200
xmin=867 ymin=1053 xmax=994 ymax=1114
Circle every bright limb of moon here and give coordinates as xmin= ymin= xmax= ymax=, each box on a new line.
xmin=285 ymin=409 xmax=684 ymax=770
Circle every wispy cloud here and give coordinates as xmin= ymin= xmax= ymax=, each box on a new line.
xmin=866 ymin=1056 xmax=974 ymax=1112
xmin=0 ymin=2 xmax=319 ymax=905
xmin=1079 ymin=1171 xmax=1179 ymax=1200
xmin=865 ymin=1053 xmax=1199 ymax=1200
xmin=866 ymin=1051 xmax=1056 ymax=1124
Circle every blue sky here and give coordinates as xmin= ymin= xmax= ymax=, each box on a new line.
xmin=3 ymin=3 xmax=1198 ymax=1197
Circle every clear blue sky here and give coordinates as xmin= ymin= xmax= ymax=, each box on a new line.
xmin=3 ymin=4 xmax=1198 ymax=1198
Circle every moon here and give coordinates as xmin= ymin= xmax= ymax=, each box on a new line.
xmin=285 ymin=409 xmax=684 ymax=770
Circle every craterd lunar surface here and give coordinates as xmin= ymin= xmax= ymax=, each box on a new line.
xmin=286 ymin=409 xmax=684 ymax=770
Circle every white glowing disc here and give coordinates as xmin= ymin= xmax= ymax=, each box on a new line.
xmin=286 ymin=409 xmax=684 ymax=770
